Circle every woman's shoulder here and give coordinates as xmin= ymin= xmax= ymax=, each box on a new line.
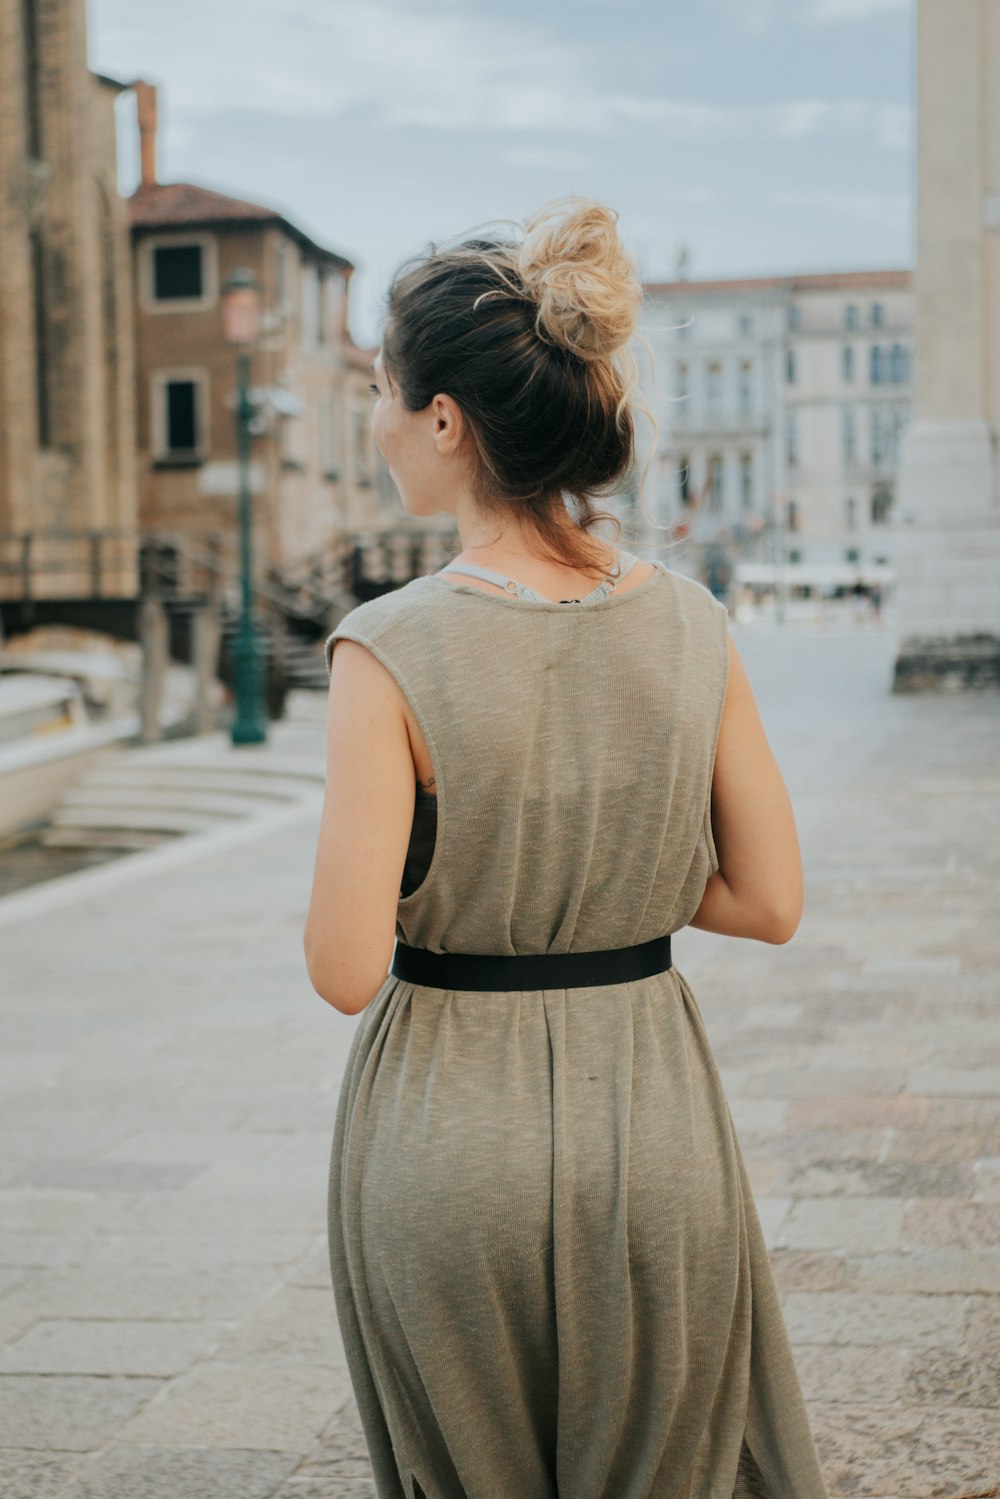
xmin=659 ymin=564 xmax=728 ymax=617
xmin=323 ymin=574 xmax=440 ymax=674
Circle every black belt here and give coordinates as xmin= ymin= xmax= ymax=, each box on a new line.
xmin=390 ymin=933 xmax=672 ymax=992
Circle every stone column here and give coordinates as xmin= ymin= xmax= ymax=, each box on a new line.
xmin=893 ymin=0 xmax=1000 ymax=690
xmin=139 ymin=594 xmax=168 ymax=743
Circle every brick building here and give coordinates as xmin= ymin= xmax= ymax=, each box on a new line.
xmin=0 ymin=0 xmax=138 ymax=603
xmin=127 ymin=80 xmax=387 ymax=607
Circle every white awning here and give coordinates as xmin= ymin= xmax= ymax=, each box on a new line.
xmin=735 ymin=562 xmax=895 ymax=586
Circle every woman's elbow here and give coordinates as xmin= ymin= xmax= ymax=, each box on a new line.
xmin=302 ymin=935 xmax=383 ymax=1015
xmin=763 ymin=892 xmax=804 ymax=945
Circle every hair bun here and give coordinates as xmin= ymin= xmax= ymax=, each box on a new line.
xmin=516 ymin=196 xmax=643 ymax=362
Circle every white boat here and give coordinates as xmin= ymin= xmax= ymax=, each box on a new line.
xmin=0 ymin=674 xmax=133 ymax=842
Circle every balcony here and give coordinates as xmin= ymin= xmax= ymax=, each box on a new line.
xmin=666 ymin=405 xmax=770 ymax=436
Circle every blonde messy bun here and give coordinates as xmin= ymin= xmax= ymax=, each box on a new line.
xmin=380 ymin=197 xmax=660 ymax=574
xmin=516 ymin=197 xmax=644 ymax=362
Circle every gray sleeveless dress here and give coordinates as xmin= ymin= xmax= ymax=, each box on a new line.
xmin=322 ymin=554 xmax=829 ymax=1499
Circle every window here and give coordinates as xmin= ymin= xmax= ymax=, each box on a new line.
xmin=871 ymin=302 xmax=885 ymax=327
xmin=786 ymin=411 xmax=799 ymax=469
xmin=787 ymin=548 xmax=802 ymax=564
xmin=844 ymin=303 xmax=859 ymax=331
xmin=842 ymin=345 xmax=855 ymax=383
xmin=846 ymin=495 xmax=857 ymax=532
xmin=153 ymin=372 xmax=206 ymax=460
xmin=889 ymin=343 xmax=909 ymax=384
xmin=706 ymin=362 xmax=723 ymax=410
xmin=707 ymin=454 xmax=723 ymax=511
xmin=737 ymin=314 xmax=754 ymax=338
xmin=153 ymin=244 xmax=203 ymax=301
xmin=845 ymin=547 xmax=860 ymax=563
xmin=871 ymin=408 xmax=884 ymax=466
xmin=678 ymin=456 xmax=692 ymax=506
xmin=870 ymin=345 xmax=883 ymax=385
xmin=740 ymin=452 xmax=754 ymax=509
xmin=23 ymin=0 xmax=42 ymax=157
xmin=738 ymin=360 xmax=753 ymax=418
xmin=674 ymin=361 xmax=689 ymax=401
xmin=786 ymin=500 xmax=799 ymax=532
xmin=787 ymin=305 xmax=801 ymax=332
xmin=842 ymin=407 xmax=856 ymax=466
xmin=166 ymin=382 xmax=197 ymax=451
xmin=872 ymin=489 xmax=893 ymax=525
xmin=785 ymin=349 xmax=797 ymax=385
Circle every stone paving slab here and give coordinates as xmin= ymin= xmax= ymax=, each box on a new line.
xmin=0 ymin=632 xmax=997 ymax=1497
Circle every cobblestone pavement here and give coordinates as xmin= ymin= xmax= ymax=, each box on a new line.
xmin=0 ymin=610 xmax=997 ymax=1499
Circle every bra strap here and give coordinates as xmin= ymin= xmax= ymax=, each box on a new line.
xmin=439 ymin=549 xmax=641 ymax=603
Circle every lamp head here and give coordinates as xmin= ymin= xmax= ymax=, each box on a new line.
xmin=220 ymin=266 xmax=261 ymax=347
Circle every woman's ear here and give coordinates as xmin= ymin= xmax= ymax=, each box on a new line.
xmin=432 ymin=392 xmax=464 ymax=453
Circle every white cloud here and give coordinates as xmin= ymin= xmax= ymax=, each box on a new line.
xmin=771 ymin=99 xmax=911 ymax=151
xmin=497 ymin=147 xmax=591 ymax=172
xmin=769 ymin=188 xmax=909 ymax=231
xmin=89 ymin=0 xmax=911 ymax=154
xmin=806 ymin=0 xmax=911 ymax=21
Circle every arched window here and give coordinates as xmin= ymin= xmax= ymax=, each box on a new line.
xmin=842 ymin=345 xmax=855 ymax=383
xmin=785 ymin=349 xmax=797 ymax=385
xmin=846 ymin=495 xmax=857 ymax=532
xmin=889 ymin=344 xmax=908 ymax=384
xmin=870 ymin=345 xmax=883 ymax=385
xmin=871 ymin=302 xmax=885 ymax=327
xmin=844 ymin=303 xmax=859 ymax=331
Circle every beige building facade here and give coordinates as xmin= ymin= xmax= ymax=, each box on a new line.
xmin=893 ymin=0 xmax=1000 ymax=685
xmin=0 ymin=0 xmax=138 ymax=604
xmin=640 ymin=272 xmax=913 ymax=593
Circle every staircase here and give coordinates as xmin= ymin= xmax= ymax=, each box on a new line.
xmin=38 ymin=734 xmax=325 ymax=854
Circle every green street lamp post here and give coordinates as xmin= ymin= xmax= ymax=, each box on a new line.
xmin=220 ymin=266 xmax=268 ymax=745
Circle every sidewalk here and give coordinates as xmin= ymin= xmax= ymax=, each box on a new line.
xmin=0 ymin=623 xmax=997 ymax=1499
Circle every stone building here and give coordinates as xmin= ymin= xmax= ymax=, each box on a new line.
xmin=0 ymin=0 xmax=138 ymax=604
xmin=893 ymin=0 xmax=1000 ymax=688
xmin=639 ymin=271 xmax=913 ymax=596
xmin=127 ymin=80 xmax=388 ymax=608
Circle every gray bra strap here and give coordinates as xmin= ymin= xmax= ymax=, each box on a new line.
xmin=440 ymin=549 xmax=641 ymax=603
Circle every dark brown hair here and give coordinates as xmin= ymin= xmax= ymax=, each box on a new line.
xmin=379 ymin=196 xmax=657 ymax=577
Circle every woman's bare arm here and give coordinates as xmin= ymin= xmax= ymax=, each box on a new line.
xmin=688 ymin=634 xmax=804 ymax=945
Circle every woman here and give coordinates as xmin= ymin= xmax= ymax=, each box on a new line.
xmin=304 ymin=196 xmax=829 ymax=1499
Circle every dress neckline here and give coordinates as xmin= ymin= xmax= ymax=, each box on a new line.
xmin=424 ymin=558 xmax=669 ymax=612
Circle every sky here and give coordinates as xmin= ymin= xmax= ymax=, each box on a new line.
xmin=88 ymin=0 xmax=915 ymax=350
